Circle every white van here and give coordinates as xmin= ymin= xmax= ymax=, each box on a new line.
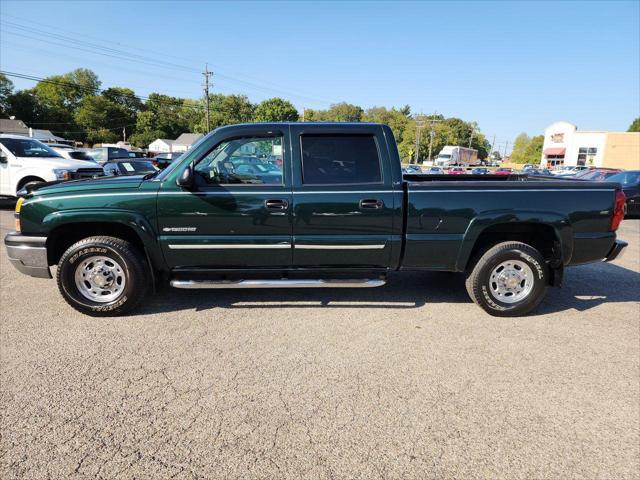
xmin=0 ymin=135 xmax=104 ymax=197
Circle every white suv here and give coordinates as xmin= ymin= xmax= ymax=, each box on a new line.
xmin=0 ymin=135 xmax=104 ymax=197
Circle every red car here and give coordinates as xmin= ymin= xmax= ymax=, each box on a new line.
xmin=448 ymin=167 xmax=466 ymax=175
xmin=494 ymin=167 xmax=512 ymax=175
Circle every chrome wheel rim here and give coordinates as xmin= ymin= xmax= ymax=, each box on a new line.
xmin=488 ymin=259 xmax=534 ymax=304
xmin=74 ymin=255 xmax=126 ymax=303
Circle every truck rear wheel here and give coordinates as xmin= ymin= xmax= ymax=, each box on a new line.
xmin=465 ymin=241 xmax=548 ymax=317
xmin=56 ymin=236 xmax=149 ymax=316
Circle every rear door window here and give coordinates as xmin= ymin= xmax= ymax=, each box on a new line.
xmin=300 ymin=135 xmax=382 ymax=185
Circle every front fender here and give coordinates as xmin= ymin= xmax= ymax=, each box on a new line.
xmin=42 ymin=208 xmax=164 ymax=270
xmin=13 ymin=169 xmax=56 ymax=195
xmin=455 ymin=210 xmax=574 ymax=271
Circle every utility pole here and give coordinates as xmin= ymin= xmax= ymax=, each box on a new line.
xmin=202 ymin=64 xmax=212 ymax=132
xmin=468 ymin=122 xmax=477 ymax=148
xmin=414 ymin=115 xmax=426 ymax=164
xmin=123 ymin=126 xmax=126 ymax=143
xmin=503 ymin=140 xmax=509 ymax=158
xmin=427 ymin=111 xmax=441 ymax=163
xmin=488 ymin=134 xmax=496 ymax=163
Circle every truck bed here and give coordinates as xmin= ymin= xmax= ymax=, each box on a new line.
xmin=401 ymin=177 xmax=618 ymax=271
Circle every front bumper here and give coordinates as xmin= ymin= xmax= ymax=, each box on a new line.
xmin=4 ymin=232 xmax=51 ymax=279
xmin=603 ymin=240 xmax=628 ymax=263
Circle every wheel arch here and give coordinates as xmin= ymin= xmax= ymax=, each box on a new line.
xmin=43 ymin=210 xmax=164 ymax=277
xmin=17 ymin=175 xmax=47 ymax=191
xmin=456 ymin=212 xmax=574 ymax=285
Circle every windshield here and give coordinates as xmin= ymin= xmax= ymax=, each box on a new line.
xmin=118 ymin=161 xmax=158 ymax=175
xmin=438 ymin=154 xmax=451 ymax=159
xmin=607 ymin=171 xmax=640 ymax=186
xmin=0 ymin=138 xmax=62 ymax=158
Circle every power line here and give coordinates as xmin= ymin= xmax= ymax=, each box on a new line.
xmin=1 ymin=70 xmax=208 ymax=112
xmin=1 ymin=16 xmax=335 ymax=105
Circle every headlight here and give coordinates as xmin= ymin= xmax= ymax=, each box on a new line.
xmin=53 ymin=169 xmax=72 ymax=180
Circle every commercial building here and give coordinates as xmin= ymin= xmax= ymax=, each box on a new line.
xmin=540 ymin=121 xmax=639 ymax=170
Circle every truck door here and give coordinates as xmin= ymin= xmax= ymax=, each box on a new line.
xmin=157 ymin=126 xmax=293 ymax=269
xmin=289 ymin=124 xmax=396 ymax=269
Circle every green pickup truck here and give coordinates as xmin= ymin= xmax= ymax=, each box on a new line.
xmin=4 ymin=123 xmax=628 ymax=317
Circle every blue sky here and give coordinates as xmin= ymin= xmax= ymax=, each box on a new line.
xmin=1 ymin=0 xmax=638 ymax=150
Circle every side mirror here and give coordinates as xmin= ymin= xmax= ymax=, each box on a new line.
xmin=0 ymin=152 xmax=7 ymax=164
xmin=177 ymin=163 xmax=194 ymax=189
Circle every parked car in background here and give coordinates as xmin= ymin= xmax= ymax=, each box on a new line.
xmin=402 ymin=165 xmax=423 ymax=174
xmin=424 ymin=166 xmax=444 ymax=175
xmin=526 ymin=168 xmax=553 ymax=177
xmin=471 ymin=167 xmax=489 ymax=175
xmin=153 ymin=152 xmax=183 ymax=169
xmin=86 ymin=146 xmax=131 ymax=164
xmin=230 ymin=161 xmax=283 ymax=184
xmin=552 ymin=165 xmax=591 ymax=177
xmin=606 ymin=170 xmax=639 ymax=216
xmin=103 ymin=159 xmax=159 ymax=177
xmin=574 ymin=168 xmax=623 ymax=182
xmin=49 ymin=144 xmax=98 ymax=163
xmin=448 ymin=166 xmax=466 ymax=175
xmin=0 ymin=135 xmax=104 ymax=196
xmin=494 ymin=167 xmax=513 ymax=175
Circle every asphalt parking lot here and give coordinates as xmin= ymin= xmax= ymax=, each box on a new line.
xmin=0 ymin=207 xmax=638 ymax=479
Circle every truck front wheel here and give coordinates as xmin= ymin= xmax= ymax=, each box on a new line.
xmin=56 ymin=236 xmax=149 ymax=316
xmin=465 ymin=241 xmax=548 ymax=317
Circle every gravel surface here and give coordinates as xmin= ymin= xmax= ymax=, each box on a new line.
xmin=1 ymin=208 xmax=638 ymax=479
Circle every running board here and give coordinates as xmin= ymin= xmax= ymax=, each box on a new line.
xmin=170 ymin=278 xmax=386 ymax=289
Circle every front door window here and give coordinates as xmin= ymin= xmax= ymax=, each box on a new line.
xmin=195 ymin=136 xmax=283 ymax=185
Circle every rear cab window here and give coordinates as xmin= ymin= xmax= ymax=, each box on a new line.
xmin=300 ymin=135 xmax=382 ymax=185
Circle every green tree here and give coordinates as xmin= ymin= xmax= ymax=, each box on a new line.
xmin=628 ymin=118 xmax=640 ymax=132
xmin=102 ymin=87 xmax=143 ymax=116
xmin=363 ymin=106 xmax=411 ymax=144
xmin=510 ymin=133 xmax=531 ymax=164
xmin=74 ymin=95 xmax=130 ymax=144
xmin=326 ymin=102 xmax=363 ymax=122
xmin=0 ymin=73 xmax=14 ymax=117
xmin=33 ymin=68 xmax=100 ymax=110
xmin=254 ymin=98 xmax=299 ymax=122
xmin=523 ymin=135 xmax=544 ymax=164
xmin=303 ymin=102 xmax=364 ymax=122
xmin=129 ymin=93 xmax=190 ymax=147
xmin=129 ymin=111 xmax=166 ymax=148
xmin=209 ymin=94 xmax=255 ymax=129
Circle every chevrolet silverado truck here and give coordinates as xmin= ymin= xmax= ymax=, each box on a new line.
xmin=4 ymin=123 xmax=628 ymax=317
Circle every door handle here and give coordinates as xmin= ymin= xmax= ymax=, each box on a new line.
xmin=359 ymin=199 xmax=384 ymax=210
xmin=265 ymin=199 xmax=289 ymax=210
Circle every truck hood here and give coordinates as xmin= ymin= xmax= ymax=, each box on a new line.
xmin=28 ymin=175 xmax=146 ymax=197
xmin=16 ymin=155 xmax=100 ymax=170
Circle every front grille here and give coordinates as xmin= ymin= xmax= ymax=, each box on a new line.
xmin=71 ymin=168 xmax=104 ymax=179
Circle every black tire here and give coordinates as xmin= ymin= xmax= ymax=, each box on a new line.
xmin=465 ymin=241 xmax=548 ymax=317
xmin=56 ymin=236 xmax=149 ymax=316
